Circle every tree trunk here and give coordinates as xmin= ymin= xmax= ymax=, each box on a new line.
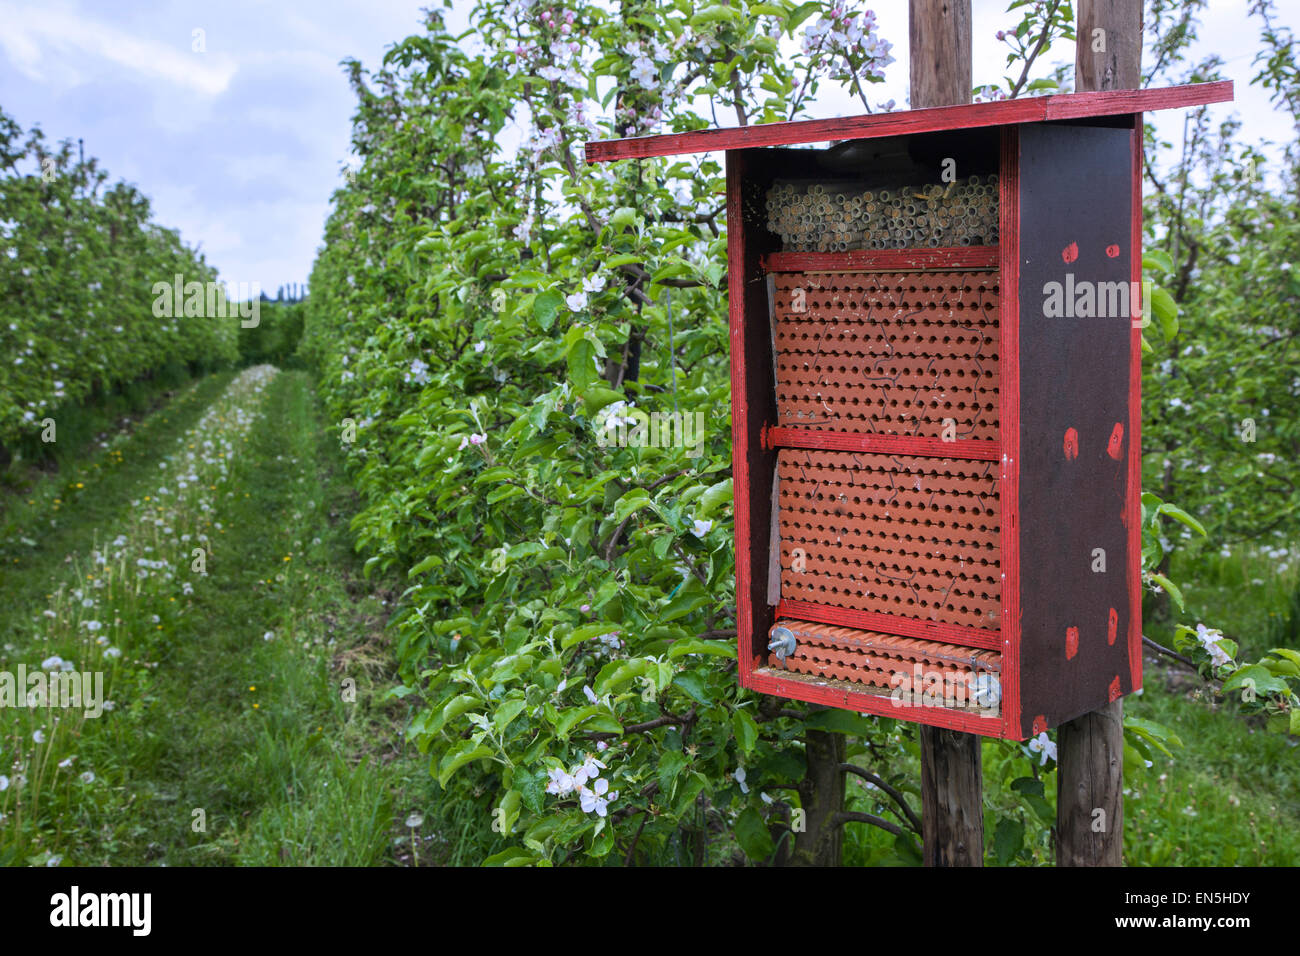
xmin=788 ymin=729 xmax=846 ymax=866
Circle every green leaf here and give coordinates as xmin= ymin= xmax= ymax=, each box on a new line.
xmin=567 ymin=339 xmax=599 ymax=390
xmin=668 ymin=638 xmax=736 ymax=659
xmin=494 ymin=698 xmax=526 ymax=732
xmin=659 ymin=579 xmax=710 ymax=622
xmin=583 ymin=386 xmax=624 ymax=416
xmin=1269 ymin=647 xmax=1300 ymax=668
xmin=482 ymin=847 xmax=537 ymax=867
xmin=1010 ymin=776 xmax=1044 ymax=798
xmin=534 ymin=289 xmax=563 ymax=331
xmin=587 ymin=821 xmax=614 ymax=857
xmin=805 ymin=709 xmax=879 ymax=735
xmin=612 ymin=488 xmax=651 ymax=523
xmin=408 ymin=553 xmax=443 ymax=577
xmin=657 ymin=751 xmax=689 ymax=801
xmin=694 ymin=478 xmax=733 ymax=518
xmin=672 ymin=672 xmax=710 ymax=705
xmin=733 ymin=710 xmax=759 ymax=755
xmin=1151 ymin=286 xmax=1178 ymax=339
xmin=438 ymin=741 xmax=495 ymax=787
xmin=1148 ymin=572 xmax=1184 ymax=612
xmin=733 ymin=807 xmax=775 ymax=860
xmin=554 ymin=704 xmax=622 ymax=738
xmin=1221 ymin=664 xmax=1289 ymax=698
xmin=787 ymin=1 xmax=822 ymax=32
xmin=993 ymin=817 xmax=1024 ymax=864
xmin=609 ymin=206 xmax=638 ymax=231
xmin=1143 ymin=249 xmax=1173 ymax=274
xmin=496 ymin=788 xmax=522 ymax=834
xmin=1155 ymin=502 xmax=1207 ymax=536
xmin=432 ymin=694 xmax=481 ymax=734
xmin=562 ymin=621 xmax=620 ymax=650
xmin=518 ymin=770 xmax=546 ymax=815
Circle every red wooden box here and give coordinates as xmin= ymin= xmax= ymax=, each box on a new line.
xmin=587 ymin=81 xmax=1232 ymax=739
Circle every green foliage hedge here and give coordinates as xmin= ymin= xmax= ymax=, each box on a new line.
xmin=0 ymin=108 xmax=239 ymax=455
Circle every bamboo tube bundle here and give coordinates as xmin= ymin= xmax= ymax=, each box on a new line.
xmin=765 ymin=172 xmax=999 ymax=250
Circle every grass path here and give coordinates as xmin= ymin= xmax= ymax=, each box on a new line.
xmin=1 ymin=369 xmax=434 ymax=866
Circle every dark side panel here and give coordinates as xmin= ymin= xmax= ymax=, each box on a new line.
xmin=1015 ymin=124 xmax=1136 ymax=737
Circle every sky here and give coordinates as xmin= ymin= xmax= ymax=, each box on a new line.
xmin=0 ymin=0 xmax=1289 ymax=295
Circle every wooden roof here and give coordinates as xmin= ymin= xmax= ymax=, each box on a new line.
xmin=584 ymin=80 xmax=1232 ymax=163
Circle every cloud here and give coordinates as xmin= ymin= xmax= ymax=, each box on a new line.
xmin=0 ymin=2 xmax=237 ymax=96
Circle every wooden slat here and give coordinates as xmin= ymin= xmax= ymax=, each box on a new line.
xmin=768 ymin=427 xmax=1000 ymax=461
xmin=748 ymin=668 xmax=1006 ymax=736
xmin=762 ymin=248 xmax=998 ymax=273
xmin=584 ymin=81 xmax=1232 ymax=163
xmin=777 ymin=598 xmax=1003 ymax=652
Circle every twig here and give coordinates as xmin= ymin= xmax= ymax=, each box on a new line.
xmin=833 ymin=810 xmax=904 ymax=836
xmin=624 ymin=810 xmax=650 ymax=865
xmin=1143 ymin=635 xmax=1199 ymax=671
xmin=840 ymin=763 xmax=922 ymax=833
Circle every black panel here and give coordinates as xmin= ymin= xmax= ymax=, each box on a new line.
xmin=1016 ymin=124 xmax=1135 ymax=736
xmin=735 ymin=149 xmax=784 ymax=663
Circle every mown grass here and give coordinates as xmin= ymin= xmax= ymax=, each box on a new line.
xmin=0 ymin=372 xmax=231 ymax=596
xmin=1 ymin=369 xmax=441 ymax=866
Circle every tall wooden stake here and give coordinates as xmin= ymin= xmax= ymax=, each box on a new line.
xmin=1056 ymin=0 xmax=1142 ymax=868
xmin=909 ymin=0 xmax=983 ymax=868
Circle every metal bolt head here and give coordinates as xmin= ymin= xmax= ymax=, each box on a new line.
xmin=768 ymin=626 xmax=797 ymax=667
xmin=972 ymin=673 xmax=1002 ymax=709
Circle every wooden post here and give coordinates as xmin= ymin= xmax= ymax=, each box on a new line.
xmin=920 ymin=725 xmax=983 ymax=866
xmin=1076 ymin=0 xmax=1142 ymax=92
xmin=909 ymin=0 xmax=972 ymax=111
xmin=908 ymin=0 xmax=983 ymax=868
xmin=1055 ymin=0 xmax=1142 ymax=868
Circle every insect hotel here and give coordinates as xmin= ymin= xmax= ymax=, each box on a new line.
xmin=586 ymin=81 xmax=1233 ymax=740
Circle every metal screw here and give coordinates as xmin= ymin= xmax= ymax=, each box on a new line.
xmin=768 ymin=626 xmax=797 ymax=668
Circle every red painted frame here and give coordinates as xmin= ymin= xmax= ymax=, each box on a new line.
xmin=1128 ymin=120 xmax=1144 ymax=694
xmin=586 ymin=81 xmax=1231 ymax=163
xmin=998 ymin=126 xmax=1022 ymax=738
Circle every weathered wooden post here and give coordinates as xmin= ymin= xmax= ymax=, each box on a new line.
xmin=1055 ymin=0 xmax=1143 ymax=868
xmin=908 ymin=0 xmax=984 ymax=869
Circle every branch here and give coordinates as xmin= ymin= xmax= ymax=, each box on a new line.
xmin=840 ymin=763 xmax=922 ymax=833
xmin=583 ymin=707 xmax=697 ymax=740
xmin=623 ymin=810 xmax=650 ymax=865
xmin=1143 ymin=634 xmax=1199 ymax=671
xmin=833 ymin=810 xmax=904 ymax=836
xmin=1008 ymin=0 xmax=1064 ymax=98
